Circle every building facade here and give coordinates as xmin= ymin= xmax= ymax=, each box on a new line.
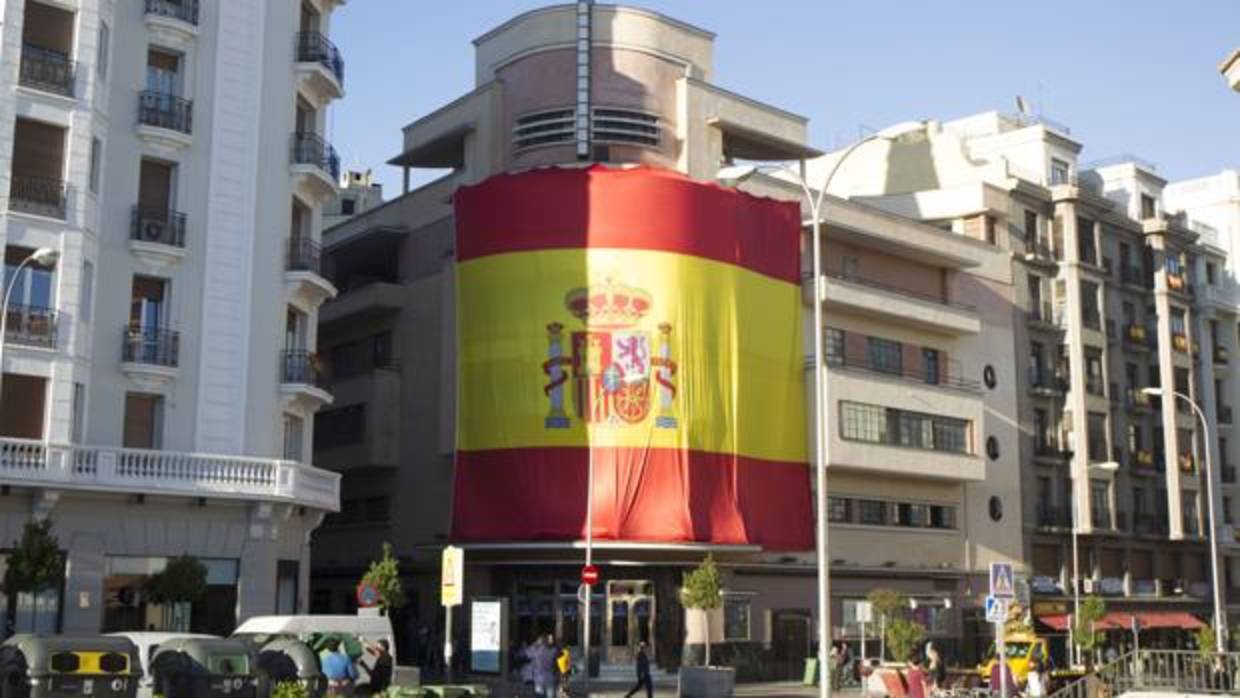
xmin=813 ymin=112 xmax=1239 ymax=645
xmin=324 ymin=168 xmax=382 ymax=229
xmin=312 ymin=3 xmax=1024 ymax=672
xmin=0 ymin=0 xmax=343 ymax=634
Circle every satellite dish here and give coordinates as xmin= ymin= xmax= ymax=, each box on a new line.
xmin=1016 ymin=96 xmax=1031 ymax=116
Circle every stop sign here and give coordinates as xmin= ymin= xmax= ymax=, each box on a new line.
xmin=581 ymin=564 xmax=600 ymax=586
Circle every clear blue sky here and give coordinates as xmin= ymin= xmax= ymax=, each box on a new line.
xmin=329 ymin=1 xmax=1239 ymax=196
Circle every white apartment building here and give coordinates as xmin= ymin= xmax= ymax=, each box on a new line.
xmin=323 ymin=168 xmax=382 ymax=229
xmin=0 ymin=0 xmax=343 ymax=635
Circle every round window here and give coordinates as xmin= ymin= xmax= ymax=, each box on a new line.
xmin=989 ymin=496 xmax=1003 ymax=522
xmin=984 ymin=365 xmax=997 ymax=389
xmin=987 ymin=437 xmax=1001 ymax=461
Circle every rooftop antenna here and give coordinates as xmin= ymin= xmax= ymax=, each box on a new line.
xmin=1015 ymin=96 xmax=1031 ymax=126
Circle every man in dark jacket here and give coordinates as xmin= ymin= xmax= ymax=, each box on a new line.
xmin=625 ymin=641 xmax=653 ymax=698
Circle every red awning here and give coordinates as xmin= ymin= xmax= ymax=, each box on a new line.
xmin=1038 ymin=611 xmax=1205 ymax=631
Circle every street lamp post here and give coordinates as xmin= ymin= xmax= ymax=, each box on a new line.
xmin=0 ymin=247 xmax=59 ymax=399
xmin=1070 ymin=459 xmax=1118 ymax=667
xmin=1142 ymin=387 xmax=1228 ymax=651
xmin=717 ymin=121 xmax=922 ymax=698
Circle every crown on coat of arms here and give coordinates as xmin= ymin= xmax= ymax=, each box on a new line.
xmin=564 ymin=279 xmax=651 ymax=329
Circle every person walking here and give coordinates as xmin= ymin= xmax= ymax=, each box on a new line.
xmin=556 ymin=644 xmax=574 ymax=697
xmin=926 ymin=643 xmax=947 ymax=694
xmin=1026 ymin=659 xmax=1047 ymax=698
xmin=625 ymin=641 xmax=654 ymax=698
xmin=904 ymin=654 xmax=929 ymax=698
xmin=830 ymin=643 xmax=842 ymax=692
xmin=321 ymin=638 xmax=358 ymax=696
xmin=364 ymin=639 xmax=393 ymax=695
xmin=988 ymin=658 xmax=1015 ymax=698
xmin=532 ymin=635 xmax=559 ymax=698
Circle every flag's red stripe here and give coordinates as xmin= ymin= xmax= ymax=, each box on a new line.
xmin=451 ymin=446 xmax=814 ymax=551
xmin=454 ymin=165 xmax=802 ymax=284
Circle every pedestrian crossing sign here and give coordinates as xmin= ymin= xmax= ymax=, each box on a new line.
xmin=990 ymin=561 xmax=1015 ymax=599
xmin=985 ymin=595 xmax=1008 ymax=624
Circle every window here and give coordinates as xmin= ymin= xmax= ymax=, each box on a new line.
xmin=130 ymin=275 xmax=167 ymax=331
xmin=1087 ymin=412 xmax=1108 ymax=462
xmin=1140 ymin=194 xmax=1156 ymax=220
xmin=1090 ymin=480 xmax=1111 ymax=529
xmin=1034 ymin=409 xmax=1049 ymax=448
xmin=1133 ymin=488 xmax=1146 ymax=518
xmin=340 ymin=199 xmax=355 ymax=215
xmin=123 ymin=393 xmax=164 ymax=449
xmin=840 ymin=401 xmax=971 ymax=454
xmin=146 ymin=48 xmax=182 ymax=96
xmin=825 ymin=327 xmax=844 ymax=365
xmin=80 ymin=260 xmax=93 ymax=323
xmin=1080 ymin=281 xmax=1101 ymax=329
xmin=1207 ymin=263 xmax=1217 ymax=286
xmin=867 ymin=337 xmax=902 ymax=375
xmin=97 ymin=21 xmax=110 ymax=80
xmin=723 ymin=595 xmax=752 ymax=641
xmin=827 ymin=496 xmax=851 ymax=523
xmin=922 ymin=348 xmax=940 ymax=385
xmin=895 ymin=502 xmax=928 ymax=527
xmin=1128 ymin=423 xmax=1143 ymax=452
xmin=1183 ymin=491 xmax=1200 ymax=535
xmin=275 ymin=560 xmax=299 ymax=615
xmin=1085 ymin=348 xmax=1105 ymax=395
xmin=1077 ymin=219 xmax=1098 ymax=266
xmin=984 ymin=216 xmax=997 ymax=245
xmin=71 ymin=383 xmax=85 ymax=443
xmin=1024 ymin=210 xmax=1038 ymax=241
xmin=313 ymin=404 xmax=366 ymax=449
xmin=1050 ymin=159 xmax=1070 ymax=186
xmin=858 ymin=500 xmax=886 ymax=526
xmin=928 ymin=505 xmax=955 ymax=529
xmin=1030 ymin=342 xmax=1045 ymax=383
xmin=5 ymin=246 xmax=56 ymax=309
xmin=282 ymin=414 xmax=304 ymax=461
xmin=1224 ymin=497 xmax=1234 ymax=526
xmin=89 ymin=138 xmax=102 ymax=194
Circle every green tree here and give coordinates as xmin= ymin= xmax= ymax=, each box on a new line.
xmin=866 ymin=588 xmax=926 ymax=662
xmin=4 ymin=519 xmax=64 ymax=595
xmin=680 ymin=554 xmax=723 ymax=666
xmin=271 ymin=681 xmax=309 ymax=698
xmin=360 ymin=543 xmax=406 ymax=612
xmin=1194 ymin=625 xmax=1217 ymax=658
xmin=1072 ymin=596 xmax=1107 ymax=668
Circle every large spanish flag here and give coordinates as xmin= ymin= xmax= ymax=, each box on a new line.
xmin=452 ymin=165 xmax=812 ymax=550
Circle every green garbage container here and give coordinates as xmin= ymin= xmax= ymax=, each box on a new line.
xmin=803 ymin=657 xmax=819 ymax=686
xmin=0 ymin=634 xmax=140 ymax=698
xmin=150 ymin=637 xmax=257 ymax=698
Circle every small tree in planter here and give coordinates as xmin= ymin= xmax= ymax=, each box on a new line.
xmin=681 ymin=554 xmax=722 ymax=666
xmin=4 ymin=519 xmax=65 ymax=630
xmin=1072 ymin=596 xmax=1107 ymax=670
xmin=867 ymin=588 xmax=925 ymax=662
xmin=359 ymin=543 xmax=406 ymax=613
xmin=145 ymin=554 xmax=208 ymax=632
xmin=679 ymin=555 xmax=733 ymax=697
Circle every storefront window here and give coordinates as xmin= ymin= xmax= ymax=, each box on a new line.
xmin=102 ymin=556 xmax=238 ymax=634
xmin=723 ymin=594 xmax=752 ymax=641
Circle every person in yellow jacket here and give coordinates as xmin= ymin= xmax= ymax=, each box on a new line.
xmin=556 ymin=646 xmax=573 ymax=696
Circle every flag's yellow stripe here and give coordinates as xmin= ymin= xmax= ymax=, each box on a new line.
xmin=457 ymin=248 xmax=807 ymax=464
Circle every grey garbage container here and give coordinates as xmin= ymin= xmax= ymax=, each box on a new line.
xmin=244 ymin=638 xmax=324 ymax=698
xmin=0 ymin=634 xmax=140 ymax=698
xmin=150 ymin=637 xmax=257 ymax=698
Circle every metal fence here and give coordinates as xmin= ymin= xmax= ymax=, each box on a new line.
xmin=1050 ymin=650 xmax=1240 ymax=698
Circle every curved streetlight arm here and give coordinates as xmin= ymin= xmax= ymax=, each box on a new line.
xmin=1164 ymin=389 xmax=1228 ymax=651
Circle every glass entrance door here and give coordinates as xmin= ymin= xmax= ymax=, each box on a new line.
xmin=605 ymin=580 xmax=654 ymax=664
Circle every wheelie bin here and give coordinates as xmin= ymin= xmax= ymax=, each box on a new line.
xmin=149 ymin=637 xmax=257 ymax=698
xmin=0 ymin=634 xmax=140 ymax=698
xmin=246 ymin=638 xmax=324 ymax=698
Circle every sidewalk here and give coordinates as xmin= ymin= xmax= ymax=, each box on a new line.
xmin=568 ymin=684 xmax=867 ymax=697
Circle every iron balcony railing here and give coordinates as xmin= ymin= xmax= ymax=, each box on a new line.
xmin=122 ymin=325 xmax=180 ymax=367
xmin=8 ymin=174 xmax=67 ymax=219
xmin=1133 ymin=513 xmax=1168 ymax=536
xmin=1033 ymin=441 xmax=1072 ymax=460
xmin=145 ymin=0 xmax=199 ymax=25
xmin=1036 ymin=506 xmax=1071 ymax=529
xmin=4 ymin=304 xmax=57 ymax=349
xmin=1086 ymin=375 xmax=1106 ymax=397
xmin=825 ymin=354 xmax=981 ymax=391
xmin=1028 ymin=367 xmax=1069 ymax=393
xmin=822 ymin=269 xmax=976 ymax=311
xmin=295 ymin=32 xmax=344 ymax=86
xmin=291 ymin=132 xmax=341 ymax=180
xmin=281 ymin=350 xmax=326 ymax=387
xmin=19 ymin=45 xmax=75 ymax=97
xmin=130 ymin=206 xmax=187 ymax=248
xmin=287 ymin=237 xmax=322 ymax=275
xmin=138 ymin=91 xmax=193 ymax=134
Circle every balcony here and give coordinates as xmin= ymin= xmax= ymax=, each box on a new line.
xmin=1028 ymin=368 xmax=1068 ymax=395
xmin=1124 ymin=323 xmax=1150 ymax=351
xmin=1133 ymin=450 xmax=1158 ymax=474
xmin=1178 ymin=453 xmax=1196 ymax=474
xmin=1223 ymin=464 xmax=1237 ymax=484
xmin=18 ymin=45 xmax=75 ymax=98
xmin=129 ymin=206 xmax=187 ymax=269
xmin=1082 ymin=309 xmax=1102 ymax=332
xmin=4 ymin=305 xmax=57 ymax=349
xmin=0 ymin=438 xmax=337 ymax=511
xmin=8 ymin=174 xmax=67 ymax=220
xmin=1023 ymin=241 xmax=1056 ymax=266
xmin=120 ymin=326 xmax=179 ymax=390
xmin=1167 ymin=272 xmax=1188 ymax=294
xmin=285 ymin=237 xmax=337 ymax=308
xmin=1125 ymin=387 xmax=1153 ymax=412
xmin=1121 ymin=265 xmax=1146 ymax=288
xmin=294 ymin=32 xmax=344 ymax=103
xmin=1134 ymin=513 xmax=1168 ymax=536
xmin=1215 ymin=345 xmax=1230 ymax=364
xmin=819 ymin=270 xmax=980 ymax=336
xmin=1085 ymin=375 xmax=1106 ymax=398
xmin=280 ymin=350 xmax=332 ymax=411
xmin=1028 ymin=302 xmax=1063 ymax=332
xmin=1220 ymin=405 xmax=1234 ymax=426
xmin=1037 ymin=506 xmax=1072 ymax=530
xmin=137 ymin=92 xmax=194 ymax=152
xmin=1034 ymin=441 xmax=1072 ymax=462
xmin=319 ymin=281 xmax=405 ymax=327
xmin=290 ymin=132 xmax=341 ymax=202
xmin=1172 ymin=333 xmax=1189 ymax=354
xmin=826 ymin=354 xmax=981 ymax=392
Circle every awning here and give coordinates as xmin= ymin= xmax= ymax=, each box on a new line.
xmin=1037 ymin=611 xmax=1205 ymax=632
